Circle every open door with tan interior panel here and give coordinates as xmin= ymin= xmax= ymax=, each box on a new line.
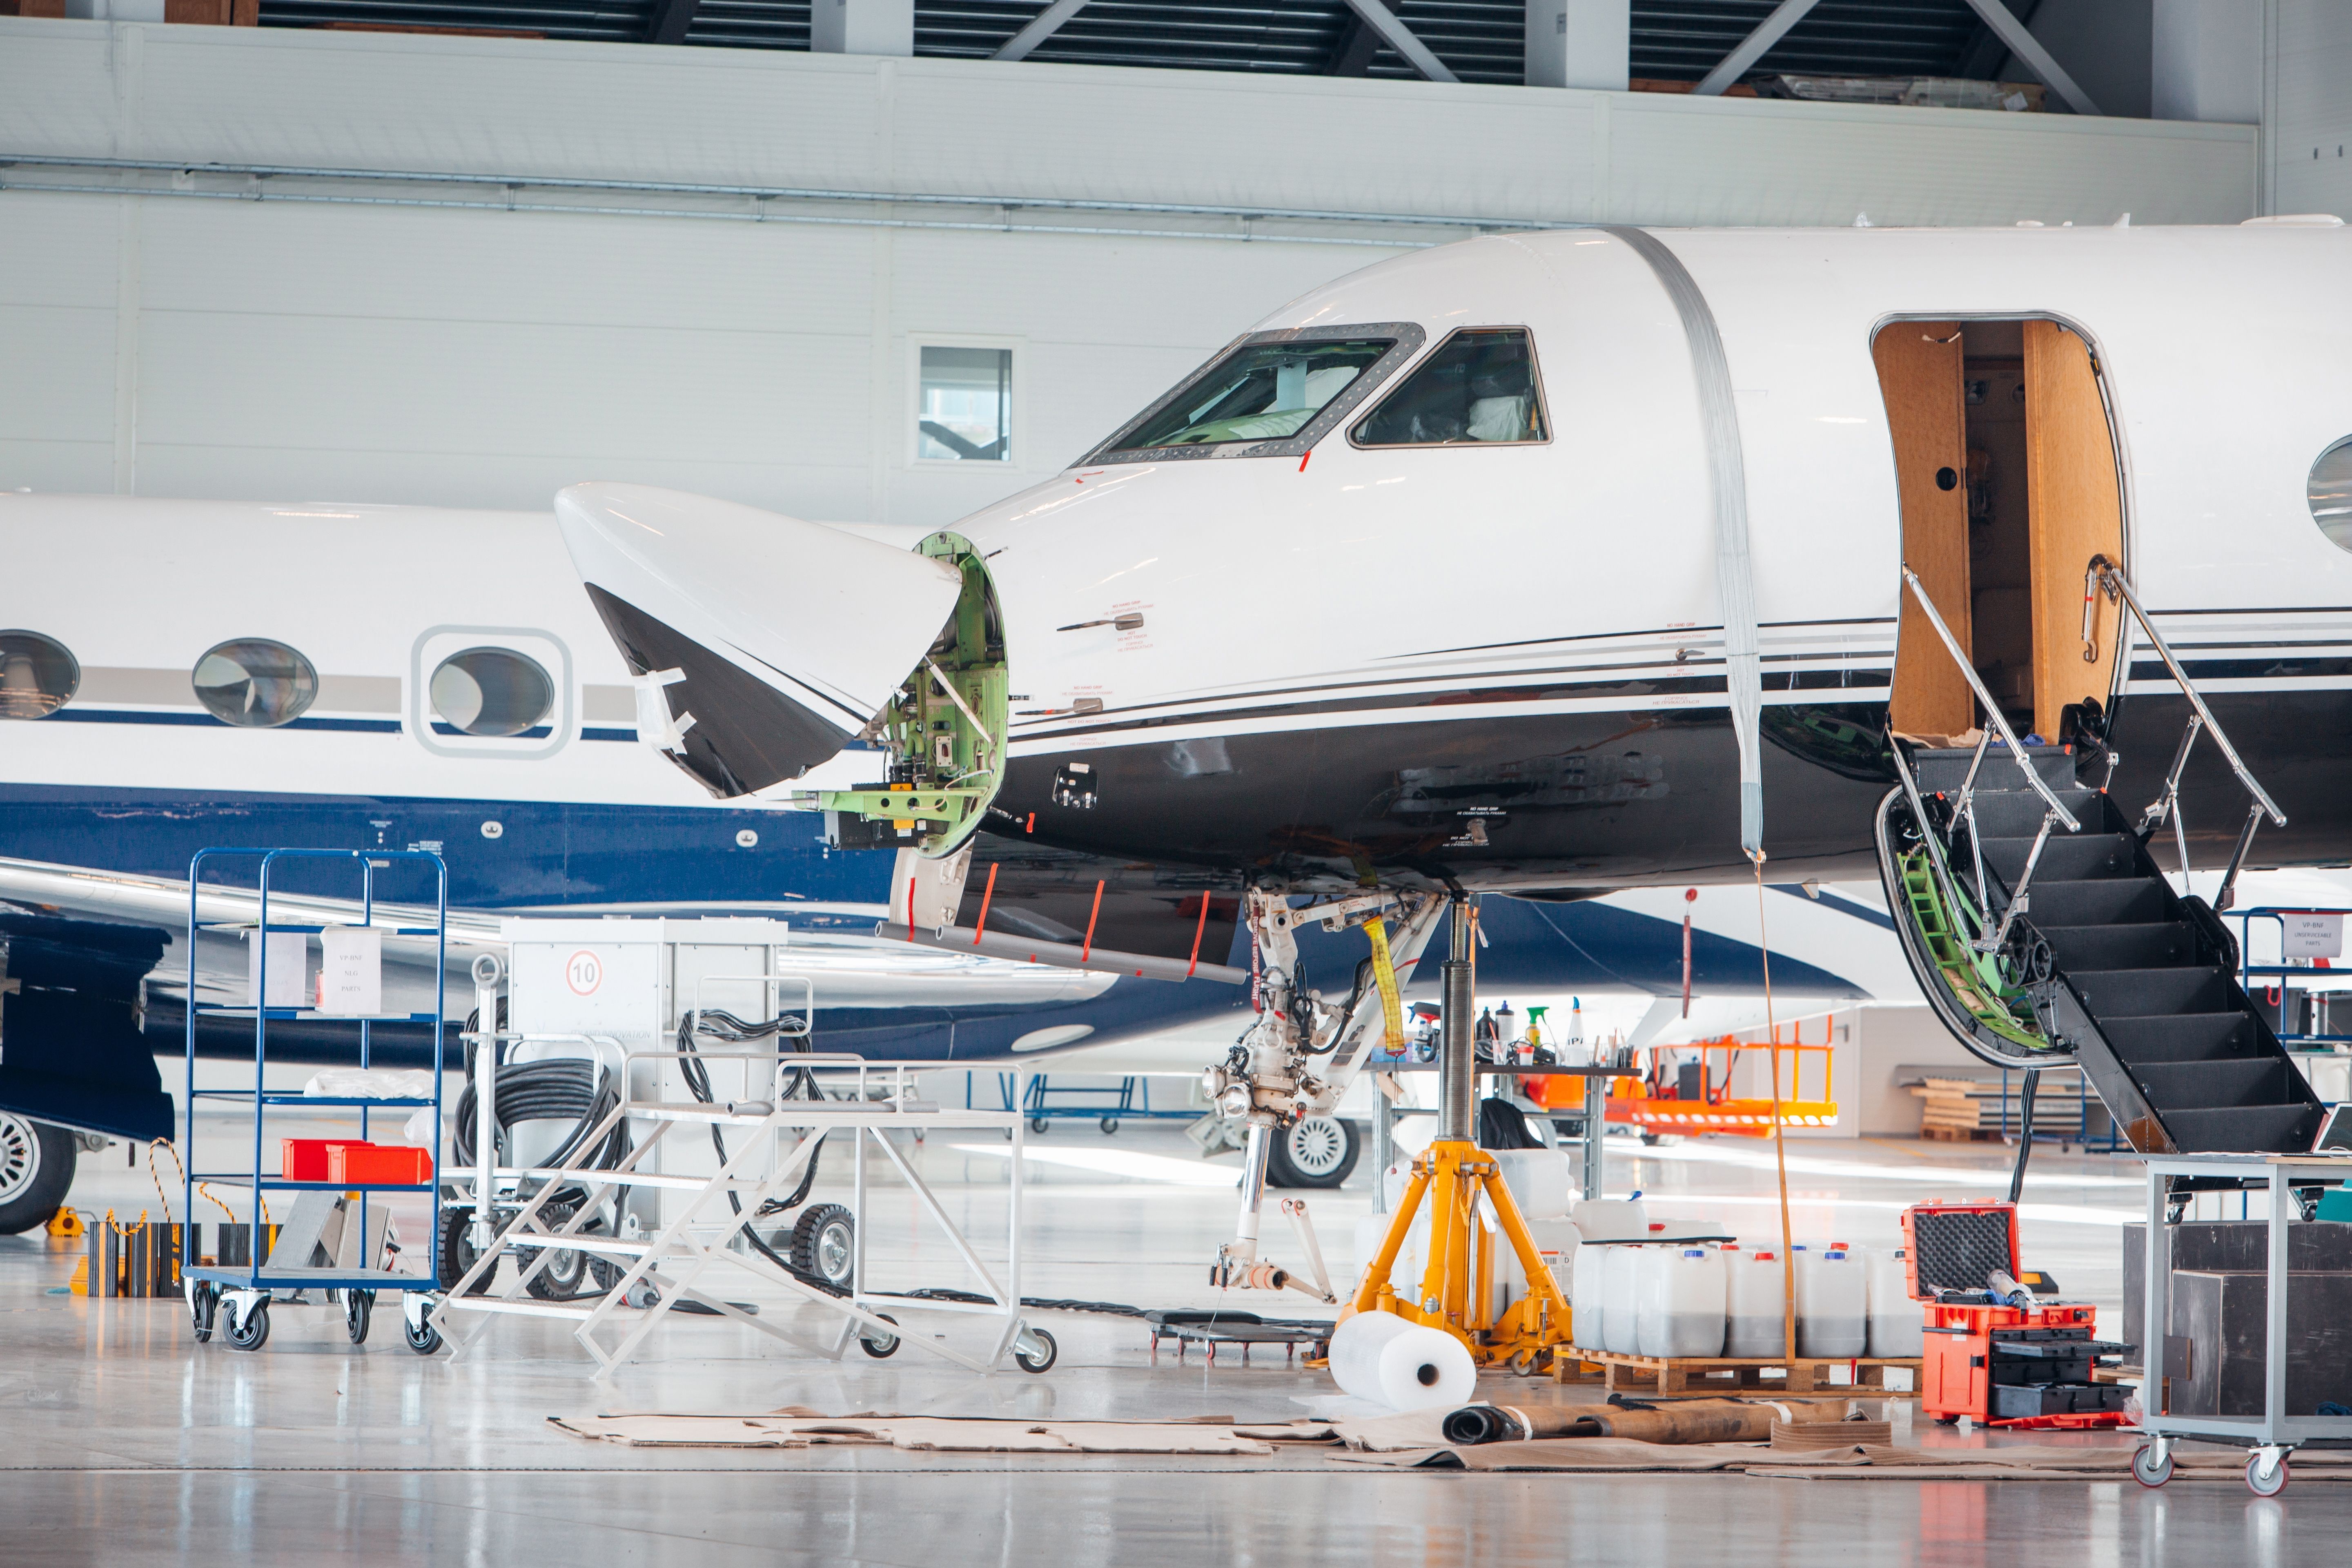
xmin=1874 ymin=317 xmax=2126 ymax=740
xmin=1876 ymin=322 xmax=1973 ymax=738
xmin=2022 ymin=319 xmax=2126 ymax=737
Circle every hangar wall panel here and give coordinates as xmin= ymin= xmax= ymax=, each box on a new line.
xmin=0 ymin=20 xmax=2259 ymax=526
xmin=2268 ymin=0 xmax=2352 ymax=218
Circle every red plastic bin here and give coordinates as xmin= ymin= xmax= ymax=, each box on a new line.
xmin=326 ymin=1143 xmax=434 ymax=1186
xmin=281 ymin=1138 xmax=357 ymax=1181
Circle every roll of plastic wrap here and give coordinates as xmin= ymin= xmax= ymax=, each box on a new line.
xmin=1328 ymin=1309 xmax=1477 ymax=1411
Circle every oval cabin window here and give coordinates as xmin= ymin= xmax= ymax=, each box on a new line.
xmin=2310 ymin=437 xmax=2352 ymax=551
xmin=0 ymin=630 xmax=80 ymax=720
xmin=193 ymin=639 xmax=319 ymax=727
xmin=430 ymin=647 xmax=554 ymax=737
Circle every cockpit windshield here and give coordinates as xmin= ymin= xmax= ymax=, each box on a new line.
xmin=1107 ymin=335 xmax=1398 ymax=454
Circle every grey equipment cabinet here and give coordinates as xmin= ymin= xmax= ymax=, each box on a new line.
xmin=2134 ymin=1152 xmax=2352 ymax=1495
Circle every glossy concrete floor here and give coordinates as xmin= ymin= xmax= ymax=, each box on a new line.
xmin=5 ymin=1119 xmax=2343 ymax=1565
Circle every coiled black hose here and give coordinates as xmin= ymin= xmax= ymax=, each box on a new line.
xmin=452 ymin=1059 xmax=629 ymax=1192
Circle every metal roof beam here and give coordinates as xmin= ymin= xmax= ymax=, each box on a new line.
xmin=993 ymin=0 xmax=1089 ymax=61
xmin=1955 ymin=0 xmax=2102 ymax=115
xmin=1338 ymin=0 xmax=1459 ymax=84
xmin=1692 ymin=0 xmax=1823 ymax=96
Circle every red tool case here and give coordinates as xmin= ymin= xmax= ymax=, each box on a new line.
xmin=1902 ymin=1200 xmax=2132 ymax=1427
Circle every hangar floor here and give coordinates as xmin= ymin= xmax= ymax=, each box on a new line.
xmin=2 ymin=1121 xmax=2335 ymax=1565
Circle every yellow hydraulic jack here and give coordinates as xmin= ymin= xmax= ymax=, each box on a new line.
xmin=1350 ymin=896 xmax=1572 ymax=1370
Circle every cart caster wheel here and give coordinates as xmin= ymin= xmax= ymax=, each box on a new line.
xmin=1933 ymin=1416 xmax=1961 ymax=1426
xmin=1100 ymin=1117 xmax=1118 ymax=1135
xmin=1030 ymin=1116 xmax=1048 ymax=1135
xmin=345 ymin=1288 xmax=374 ymax=1345
xmin=2132 ymin=1444 xmax=2173 ymax=1488
xmin=1003 ymin=1127 xmax=1015 ymax=1142
xmin=189 ymin=1281 xmax=218 ymax=1344
xmin=2247 ymin=1450 xmax=2290 ymax=1497
xmin=858 ymin=1312 xmax=900 ymax=1359
xmin=405 ymin=1312 xmax=443 ymax=1356
xmin=1013 ymin=1326 xmax=1058 ymax=1374
xmin=227 ymin=1300 xmax=270 ymax=1351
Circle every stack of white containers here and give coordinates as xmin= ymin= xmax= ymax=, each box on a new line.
xmin=1557 ymin=1232 xmax=1921 ymax=1363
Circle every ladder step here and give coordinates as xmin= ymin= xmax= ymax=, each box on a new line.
xmin=504 ymin=1234 xmax=650 ymax=1255
xmin=2132 ymin=1057 xmax=2301 ymax=1111
xmin=2026 ymin=879 xmax=2171 ymax=927
xmin=1963 ymin=788 xmax=2103 ymax=839
xmin=2162 ymin=1104 xmax=2323 ymax=1154
xmin=2100 ymin=1011 xmax=2259 ymax=1065
xmin=2039 ymin=921 xmax=2196 ymax=972
xmin=516 ymin=1169 xmax=772 ymax=1191
xmin=437 ymin=1298 xmax=602 ymax=1319
xmin=1978 ymin=831 xmax=2140 ymax=884
xmin=2068 ymin=966 xmax=2233 ymax=1018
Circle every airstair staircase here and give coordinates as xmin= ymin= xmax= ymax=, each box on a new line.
xmin=1879 ymin=561 xmax=2323 ymax=1162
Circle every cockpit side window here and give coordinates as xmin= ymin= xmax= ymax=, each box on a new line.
xmin=1351 ymin=327 xmax=1548 ymax=448
xmin=1083 ymin=323 xmax=1425 ymax=465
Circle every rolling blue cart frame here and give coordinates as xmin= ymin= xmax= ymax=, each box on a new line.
xmin=974 ymin=1072 xmax=1198 ymax=1134
xmin=180 ymin=847 xmax=449 ymax=1352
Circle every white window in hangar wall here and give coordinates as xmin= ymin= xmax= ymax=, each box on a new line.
xmin=915 ymin=342 xmax=1016 ymax=463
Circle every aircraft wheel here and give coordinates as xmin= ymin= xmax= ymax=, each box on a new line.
xmin=1266 ymin=1117 xmax=1359 ymax=1189
xmin=0 ymin=1114 xmax=74 ymax=1236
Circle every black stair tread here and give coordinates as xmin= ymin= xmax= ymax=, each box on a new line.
xmin=2067 ymin=966 xmax=2234 ymax=1017
xmin=2132 ymin=1058 xmax=2297 ymax=1110
xmin=2162 ymin=1104 xmax=2321 ymax=1155
xmin=2098 ymin=1012 xmax=2258 ymax=1064
xmin=1958 ymin=790 xmax=2105 ymax=840
xmin=1976 ymin=831 xmax=2141 ymax=883
xmin=2038 ymin=921 xmax=2196 ymax=972
xmin=2026 ymin=879 xmax=2173 ymax=927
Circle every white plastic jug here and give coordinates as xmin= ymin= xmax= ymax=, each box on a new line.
xmin=1638 ymin=1246 xmax=1726 ymax=1358
xmin=1725 ymin=1247 xmax=1786 ymax=1357
xmin=1866 ymin=1245 xmax=1924 ymax=1358
xmin=1601 ymin=1245 xmax=1644 ymax=1355
xmin=1570 ymin=1241 xmax=1609 ymax=1350
xmin=1794 ymin=1246 xmax=1868 ymax=1358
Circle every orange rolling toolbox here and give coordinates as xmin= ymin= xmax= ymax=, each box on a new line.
xmin=1903 ymin=1200 xmax=2132 ymax=1428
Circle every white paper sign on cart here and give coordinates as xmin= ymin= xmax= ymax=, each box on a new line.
xmin=2285 ymin=913 xmax=2343 ymax=960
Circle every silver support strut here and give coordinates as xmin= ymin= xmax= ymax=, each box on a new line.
xmin=1581 ymin=1067 xmax=1607 ymax=1201
xmin=1438 ymin=895 xmax=1475 ymax=1144
xmin=1232 ymin=1123 xmax=1269 ymax=1257
xmin=469 ymin=952 xmax=503 ymax=1250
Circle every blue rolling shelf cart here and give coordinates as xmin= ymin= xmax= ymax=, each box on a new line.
xmin=181 ymin=847 xmax=450 ymax=1353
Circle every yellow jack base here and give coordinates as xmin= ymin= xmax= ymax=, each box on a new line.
xmin=1351 ymin=1139 xmax=1570 ymax=1370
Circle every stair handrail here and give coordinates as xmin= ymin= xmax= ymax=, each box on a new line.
xmin=2084 ymin=555 xmax=2286 ymax=910
xmin=1899 ymin=566 xmax=2083 ymax=834
xmin=1900 ymin=566 xmax=2082 ymax=960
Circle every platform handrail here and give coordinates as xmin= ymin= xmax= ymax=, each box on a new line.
xmin=1898 ymin=566 xmax=2080 ymax=960
xmin=2086 ymin=555 xmax=2285 ymax=911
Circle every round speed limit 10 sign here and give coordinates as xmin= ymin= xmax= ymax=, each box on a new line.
xmin=565 ymin=949 xmax=605 ymax=996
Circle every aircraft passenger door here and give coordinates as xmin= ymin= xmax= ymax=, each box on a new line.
xmin=1875 ymin=318 xmax=2128 ymax=744
xmin=2020 ymin=320 xmax=2126 ymax=740
xmin=1875 ymin=322 xmax=1974 ymax=739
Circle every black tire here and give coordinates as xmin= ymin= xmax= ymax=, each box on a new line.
xmin=1100 ymin=1117 xmax=1118 ymax=1135
xmin=405 ymin=1307 xmax=443 ymax=1355
xmin=858 ymin=1311 xmax=900 ymax=1358
xmin=1013 ymin=1326 xmax=1057 ymax=1374
xmin=1030 ymin=1116 xmax=1048 ymax=1134
xmin=227 ymin=1299 xmax=270 ymax=1351
xmin=345 ymin=1289 xmax=374 ymax=1345
xmin=526 ymin=1204 xmax=592 ymax=1301
xmin=0 ymin=1114 xmax=75 ymax=1236
xmin=189 ymin=1282 xmax=217 ymax=1344
xmin=1265 ymin=1116 xmax=1360 ymax=1189
xmin=439 ymin=1207 xmax=492 ymax=1295
xmin=790 ymin=1203 xmax=856 ymax=1290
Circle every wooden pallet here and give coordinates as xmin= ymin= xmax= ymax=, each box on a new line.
xmin=1919 ymin=1126 xmax=2002 ymax=1143
xmin=1564 ymin=1349 xmax=1922 ymax=1396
